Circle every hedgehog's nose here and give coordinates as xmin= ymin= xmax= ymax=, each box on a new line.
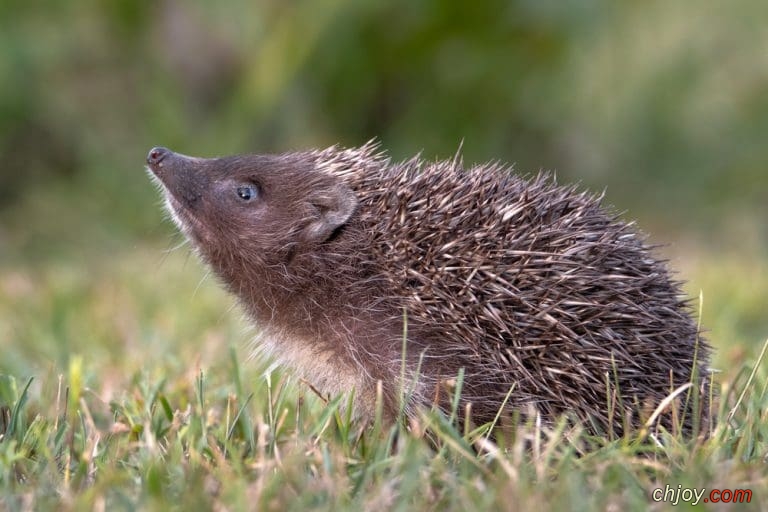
xmin=147 ymin=147 xmax=170 ymax=166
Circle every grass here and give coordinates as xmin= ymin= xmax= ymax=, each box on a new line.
xmin=1 ymin=222 xmax=768 ymax=510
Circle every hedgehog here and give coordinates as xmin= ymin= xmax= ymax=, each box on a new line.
xmin=146 ymin=142 xmax=711 ymax=436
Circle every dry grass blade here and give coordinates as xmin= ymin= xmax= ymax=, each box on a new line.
xmin=727 ymin=337 xmax=768 ymax=424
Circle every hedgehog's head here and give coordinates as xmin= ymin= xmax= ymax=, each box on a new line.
xmin=146 ymin=147 xmax=358 ymax=270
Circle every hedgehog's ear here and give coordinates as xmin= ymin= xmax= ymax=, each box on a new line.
xmin=304 ymin=183 xmax=358 ymax=242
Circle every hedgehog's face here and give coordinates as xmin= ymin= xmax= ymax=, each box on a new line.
xmin=146 ymin=147 xmax=358 ymax=270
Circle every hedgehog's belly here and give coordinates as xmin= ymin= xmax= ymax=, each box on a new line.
xmin=252 ymin=327 xmax=382 ymax=418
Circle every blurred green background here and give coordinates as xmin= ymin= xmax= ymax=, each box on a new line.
xmin=0 ymin=0 xmax=766 ymax=384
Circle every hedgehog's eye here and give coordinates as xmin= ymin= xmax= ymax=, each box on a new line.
xmin=236 ymin=185 xmax=258 ymax=201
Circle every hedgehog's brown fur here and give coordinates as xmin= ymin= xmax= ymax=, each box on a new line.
xmin=146 ymin=142 xmax=711 ymax=436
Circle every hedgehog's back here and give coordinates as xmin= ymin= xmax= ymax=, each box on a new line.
xmin=347 ymin=156 xmax=708 ymax=433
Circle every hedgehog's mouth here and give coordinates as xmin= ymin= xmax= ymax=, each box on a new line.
xmin=162 ymin=191 xmax=197 ymax=238
xmin=145 ymin=167 xmax=208 ymax=245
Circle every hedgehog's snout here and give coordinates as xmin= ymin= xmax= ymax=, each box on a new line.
xmin=145 ymin=147 xmax=208 ymax=211
xmin=147 ymin=146 xmax=171 ymax=166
